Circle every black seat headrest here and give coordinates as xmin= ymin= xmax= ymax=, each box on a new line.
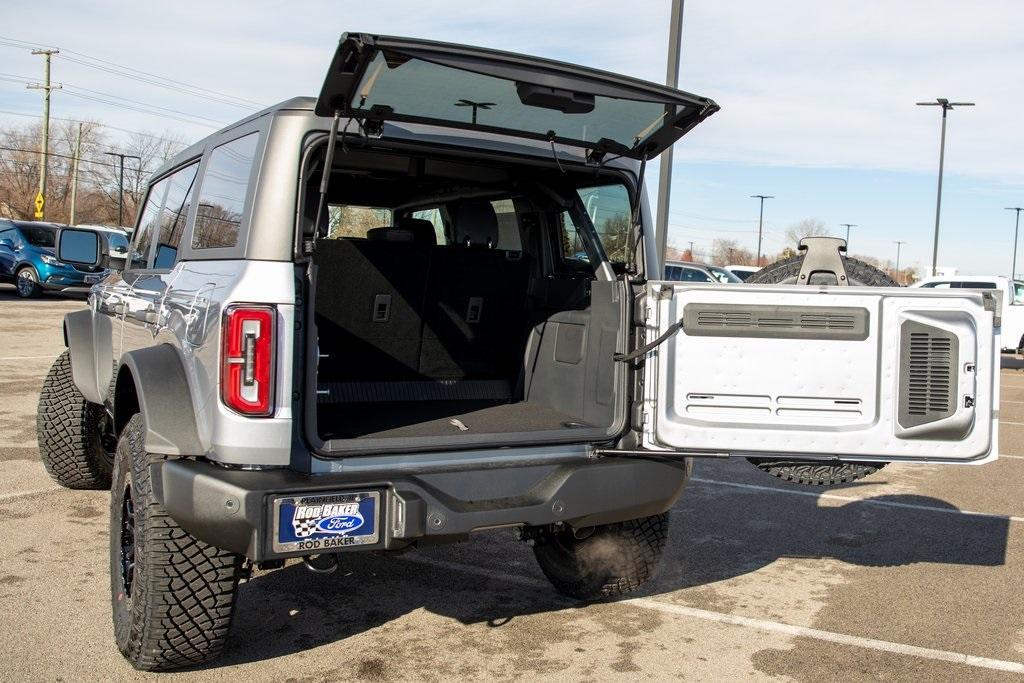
xmin=365 ymin=221 xmax=436 ymax=246
xmin=453 ymin=200 xmax=499 ymax=248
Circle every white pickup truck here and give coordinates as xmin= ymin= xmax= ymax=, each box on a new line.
xmin=913 ymin=275 xmax=1024 ymax=351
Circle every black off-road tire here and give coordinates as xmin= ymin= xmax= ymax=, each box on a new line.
xmin=745 ymin=252 xmax=893 ymax=486
xmin=110 ymin=414 xmax=244 ymax=671
xmin=749 ymin=253 xmax=899 ymax=288
xmin=533 ymin=513 xmax=669 ymax=600
xmin=37 ymin=350 xmax=113 ymax=489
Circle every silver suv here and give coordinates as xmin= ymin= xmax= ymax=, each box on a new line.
xmin=37 ymin=34 xmax=1001 ymax=671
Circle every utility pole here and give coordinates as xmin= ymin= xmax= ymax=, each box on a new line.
xmin=26 ymin=48 xmax=61 ymax=220
xmin=1007 ymin=207 xmax=1024 ymax=280
xmin=688 ymin=240 xmax=695 ymax=258
xmin=917 ymin=98 xmax=974 ymax=276
xmin=751 ymin=194 xmax=773 ymax=265
xmin=893 ymin=241 xmax=906 ymax=284
xmin=840 ymin=223 xmax=857 ymax=247
xmin=104 ymin=152 xmax=141 ymax=227
xmin=654 ymin=0 xmax=685 ymax=272
xmin=69 ymin=123 xmax=82 ymax=225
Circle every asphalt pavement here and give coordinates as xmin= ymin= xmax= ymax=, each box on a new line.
xmin=1 ymin=284 xmax=1022 ymax=681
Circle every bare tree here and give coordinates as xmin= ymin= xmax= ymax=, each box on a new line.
xmin=711 ymin=238 xmax=754 ymax=265
xmin=784 ymin=218 xmax=830 ymax=247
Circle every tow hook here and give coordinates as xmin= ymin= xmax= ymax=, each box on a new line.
xmin=303 ymin=554 xmax=339 ymax=574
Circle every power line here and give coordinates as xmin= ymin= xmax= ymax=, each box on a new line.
xmin=0 ymin=107 xmax=183 ymax=145
xmin=0 ymin=35 xmax=265 ymax=109
xmin=0 ymin=144 xmax=157 ymax=173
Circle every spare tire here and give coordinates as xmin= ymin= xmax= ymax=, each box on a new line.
xmin=745 ymin=251 xmax=894 ymax=486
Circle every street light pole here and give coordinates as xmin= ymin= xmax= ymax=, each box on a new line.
xmin=917 ymin=98 xmax=974 ymax=276
xmin=751 ymin=194 xmax=773 ymax=265
xmin=104 ymin=152 xmax=141 ymax=227
xmin=655 ymin=0 xmax=685 ymax=272
xmin=893 ymin=241 xmax=906 ymax=284
xmin=1007 ymin=207 xmax=1024 ymax=280
xmin=840 ymin=223 xmax=857 ymax=248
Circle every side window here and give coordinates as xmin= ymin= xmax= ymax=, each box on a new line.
xmin=192 ymin=132 xmax=259 ymax=250
xmin=961 ymin=281 xmax=996 ymax=289
xmin=1013 ymin=282 xmax=1024 ymax=305
xmin=920 ymin=281 xmax=952 ymax=289
xmin=411 ymin=207 xmax=447 ymax=245
xmin=679 ymin=266 xmax=714 ymax=282
xmin=129 ymin=177 xmax=170 ymax=270
xmin=0 ymin=228 xmax=14 ymax=246
xmin=325 ymin=205 xmax=393 ymax=239
xmin=558 ymin=212 xmax=589 ymax=264
xmin=577 ymin=184 xmax=631 ymax=263
xmin=153 ymin=162 xmax=199 ymax=269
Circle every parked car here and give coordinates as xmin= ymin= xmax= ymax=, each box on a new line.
xmin=725 ymin=264 xmax=760 ymax=281
xmin=912 ymin=275 xmax=1024 ymax=351
xmin=0 ymin=219 xmax=108 ymax=297
xmin=665 ymin=260 xmax=742 ymax=283
xmin=37 ymin=33 xmax=1001 ymax=671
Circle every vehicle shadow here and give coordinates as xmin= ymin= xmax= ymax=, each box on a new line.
xmin=0 ymin=283 xmax=88 ymax=301
xmin=209 ymin=474 xmax=1010 ymax=669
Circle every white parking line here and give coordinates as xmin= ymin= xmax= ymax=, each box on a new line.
xmin=404 ymin=555 xmax=1024 ymax=674
xmin=690 ymin=477 xmax=1024 ymax=523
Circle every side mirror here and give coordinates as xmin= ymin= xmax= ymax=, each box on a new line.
xmin=56 ymin=228 xmax=101 ymax=267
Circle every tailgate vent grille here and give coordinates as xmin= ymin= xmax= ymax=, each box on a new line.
xmin=899 ymin=322 xmax=957 ymax=428
xmin=683 ymin=304 xmax=869 ymax=340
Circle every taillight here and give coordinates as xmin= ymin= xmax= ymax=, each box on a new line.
xmin=221 ymin=305 xmax=275 ymax=416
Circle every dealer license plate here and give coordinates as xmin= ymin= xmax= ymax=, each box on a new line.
xmin=273 ymin=491 xmax=380 ymax=553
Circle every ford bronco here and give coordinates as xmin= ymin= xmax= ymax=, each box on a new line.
xmin=37 ymin=34 xmax=1000 ymax=670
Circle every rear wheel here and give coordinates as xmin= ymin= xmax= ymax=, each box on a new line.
xmin=533 ymin=513 xmax=669 ymax=600
xmin=746 ymin=253 xmax=891 ymax=486
xmin=111 ymin=414 xmax=244 ymax=671
xmin=16 ymin=265 xmax=40 ymax=298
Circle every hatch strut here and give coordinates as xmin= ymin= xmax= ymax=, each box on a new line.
xmin=313 ymin=110 xmax=342 ymax=240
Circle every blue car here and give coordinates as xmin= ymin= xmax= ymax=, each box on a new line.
xmin=0 ymin=219 xmax=111 ymax=297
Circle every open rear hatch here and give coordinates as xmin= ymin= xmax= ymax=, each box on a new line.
xmin=316 ymin=33 xmax=719 ymax=160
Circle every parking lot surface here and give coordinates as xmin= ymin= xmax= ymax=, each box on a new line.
xmin=1 ymin=286 xmax=1023 ymax=681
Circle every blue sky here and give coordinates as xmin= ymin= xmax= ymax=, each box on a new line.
xmin=1 ymin=0 xmax=1022 ymax=275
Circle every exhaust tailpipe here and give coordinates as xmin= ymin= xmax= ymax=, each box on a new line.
xmin=303 ymin=554 xmax=339 ymax=574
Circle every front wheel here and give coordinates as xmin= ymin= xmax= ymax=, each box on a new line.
xmin=16 ymin=265 xmax=40 ymax=298
xmin=533 ymin=513 xmax=669 ymax=600
xmin=37 ymin=351 xmax=114 ymax=489
xmin=111 ymin=414 xmax=244 ymax=671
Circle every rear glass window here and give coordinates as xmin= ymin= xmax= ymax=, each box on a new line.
xmin=192 ymin=132 xmax=259 ymax=250
xmin=354 ymin=51 xmax=686 ymax=154
xmin=326 ymin=205 xmax=393 ymax=239
xmin=20 ymin=225 xmax=56 ymax=247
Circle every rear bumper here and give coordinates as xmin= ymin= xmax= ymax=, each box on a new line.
xmin=151 ymin=454 xmax=690 ymax=562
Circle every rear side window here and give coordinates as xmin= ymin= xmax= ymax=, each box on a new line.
xmin=192 ymin=133 xmax=259 ymax=250
xmin=410 ymin=207 xmax=447 ymax=245
xmin=491 ymin=199 xmax=522 ymax=251
xmin=960 ymin=281 xmax=996 ymax=289
xmin=578 ymin=184 xmax=631 ymax=263
xmin=130 ymin=176 xmax=170 ymax=269
xmin=154 ymin=162 xmax=199 ymax=269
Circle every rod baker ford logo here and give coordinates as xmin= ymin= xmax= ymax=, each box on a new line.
xmin=291 ymin=501 xmax=364 ymax=538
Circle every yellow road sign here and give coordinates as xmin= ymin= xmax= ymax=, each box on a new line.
xmin=33 ymin=192 xmax=44 ymax=219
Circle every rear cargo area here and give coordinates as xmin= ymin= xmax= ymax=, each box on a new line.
xmin=305 ymin=145 xmax=630 ymax=452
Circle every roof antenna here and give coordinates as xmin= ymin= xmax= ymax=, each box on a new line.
xmin=313 ymin=110 xmax=342 ymax=241
xmin=547 ymin=131 xmax=565 ymax=174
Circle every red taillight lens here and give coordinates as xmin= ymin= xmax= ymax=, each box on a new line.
xmin=221 ymin=305 xmax=275 ymax=416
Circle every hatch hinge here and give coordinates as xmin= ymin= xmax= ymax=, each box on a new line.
xmin=796 ymin=236 xmax=850 ymax=285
